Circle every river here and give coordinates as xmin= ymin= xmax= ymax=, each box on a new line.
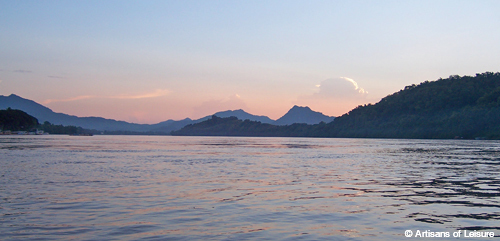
xmin=1 ymin=135 xmax=499 ymax=240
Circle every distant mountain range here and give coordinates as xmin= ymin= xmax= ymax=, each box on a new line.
xmin=0 ymin=94 xmax=335 ymax=133
xmin=7 ymin=72 xmax=500 ymax=139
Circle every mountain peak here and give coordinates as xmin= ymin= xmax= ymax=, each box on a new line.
xmin=274 ymin=106 xmax=334 ymax=125
xmin=8 ymin=94 xmax=22 ymax=98
xmin=212 ymin=109 xmax=274 ymax=124
xmin=290 ymin=105 xmax=311 ymax=111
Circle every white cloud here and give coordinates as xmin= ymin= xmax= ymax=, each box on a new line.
xmin=312 ymin=77 xmax=368 ymax=99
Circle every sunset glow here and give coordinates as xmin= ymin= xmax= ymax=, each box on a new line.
xmin=1 ymin=1 xmax=499 ymax=123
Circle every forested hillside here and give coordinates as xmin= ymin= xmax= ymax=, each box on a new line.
xmin=0 ymin=108 xmax=96 ymax=135
xmin=173 ymin=72 xmax=500 ymax=139
xmin=0 ymin=108 xmax=39 ymax=131
xmin=171 ymin=116 xmax=317 ymax=137
xmin=319 ymin=72 xmax=500 ymax=139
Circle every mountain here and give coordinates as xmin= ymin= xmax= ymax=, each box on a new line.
xmin=0 ymin=94 xmax=185 ymax=133
xmin=173 ymin=72 xmax=500 ymax=139
xmin=213 ymin=109 xmax=274 ymax=124
xmin=148 ymin=118 xmax=196 ymax=133
xmin=172 ymin=106 xmax=336 ymax=136
xmin=0 ymin=94 xmax=277 ymax=133
xmin=0 ymin=94 xmax=57 ymax=124
xmin=9 ymin=71 xmax=500 ymax=139
xmin=149 ymin=109 xmax=274 ymax=132
xmin=318 ymin=72 xmax=500 ymax=139
xmin=171 ymin=115 xmax=313 ymax=137
xmin=274 ymin=105 xmax=335 ymax=125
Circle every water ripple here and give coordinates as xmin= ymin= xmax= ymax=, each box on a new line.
xmin=1 ymin=136 xmax=500 ymax=240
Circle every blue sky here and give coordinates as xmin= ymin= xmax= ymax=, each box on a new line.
xmin=1 ymin=0 xmax=499 ymax=123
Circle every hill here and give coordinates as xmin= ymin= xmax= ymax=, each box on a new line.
xmin=0 ymin=94 xmax=155 ymax=132
xmin=0 ymin=94 xmax=333 ymax=133
xmin=319 ymin=72 xmax=500 ymax=139
xmin=7 ymin=72 xmax=499 ymax=138
xmin=173 ymin=72 xmax=500 ymax=139
xmin=171 ymin=115 xmax=314 ymax=137
xmin=213 ymin=109 xmax=275 ymax=124
xmin=274 ymin=105 xmax=335 ymax=125
xmin=171 ymin=106 xmax=335 ymax=136
xmin=0 ymin=94 xmax=195 ymax=133
xmin=0 ymin=108 xmax=39 ymax=131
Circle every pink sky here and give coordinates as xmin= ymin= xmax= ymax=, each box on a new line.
xmin=34 ymin=77 xmax=375 ymax=123
xmin=1 ymin=1 xmax=499 ymax=123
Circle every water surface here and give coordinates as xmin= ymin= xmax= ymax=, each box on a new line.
xmin=1 ymin=135 xmax=499 ymax=240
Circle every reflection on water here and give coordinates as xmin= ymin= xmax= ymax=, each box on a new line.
xmin=1 ymin=136 xmax=499 ymax=240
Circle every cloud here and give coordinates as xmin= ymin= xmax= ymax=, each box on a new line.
xmin=42 ymin=89 xmax=171 ymax=104
xmin=192 ymin=94 xmax=249 ymax=118
xmin=42 ymin=95 xmax=95 ymax=104
xmin=13 ymin=69 xmax=33 ymax=73
xmin=312 ymin=77 xmax=367 ymax=99
xmin=48 ymin=75 xmax=65 ymax=79
xmin=110 ymin=89 xmax=171 ymax=100
xmin=296 ymin=77 xmax=369 ymax=116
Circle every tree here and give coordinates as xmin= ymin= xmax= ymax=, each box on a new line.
xmin=0 ymin=108 xmax=39 ymax=131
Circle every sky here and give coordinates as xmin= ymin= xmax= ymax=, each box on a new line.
xmin=1 ymin=0 xmax=499 ymax=124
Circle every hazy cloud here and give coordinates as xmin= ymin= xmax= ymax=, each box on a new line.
xmin=296 ymin=77 xmax=369 ymax=116
xmin=42 ymin=95 xmax=96 ymax=104
xmin=48 ymin=75 xmax=65 ymax=79
xmin=13 ymin=69 xmax=33 ymax=73
xmin=42 ymin=89 xmax=171 ymax=104
xmin=311 ymin=77 xmax=367 ymax=99
xmin=110 ymin=89 xmax=172 ymax=100
xmin=192 ymin=94 xmax=249 ymax=118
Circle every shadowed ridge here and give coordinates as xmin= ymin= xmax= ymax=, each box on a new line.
xmin=274 ymin=105 xmax=335 ymax=125
xmin=213 ymin=109 xmax=275 ymax=124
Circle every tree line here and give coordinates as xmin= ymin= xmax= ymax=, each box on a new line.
xmin=0 ymin=108 xmax=93 ymax=135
